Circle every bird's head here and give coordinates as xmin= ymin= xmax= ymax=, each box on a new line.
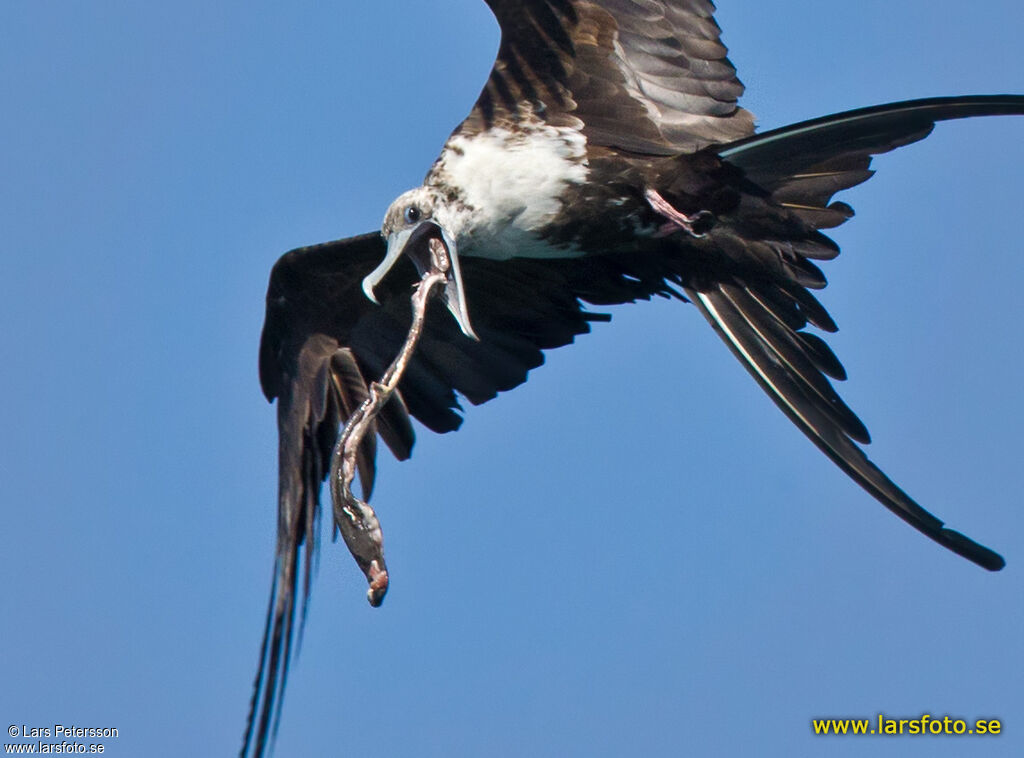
xmin=363 ymin=186 xmax=476 ymax=339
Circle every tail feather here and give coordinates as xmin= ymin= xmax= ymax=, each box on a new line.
xmin=687 ymin=282 xmax=1005 ymax=572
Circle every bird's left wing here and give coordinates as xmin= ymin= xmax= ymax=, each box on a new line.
xmin=244 ymin=232 xmax=630 ymax=757
xmin=244 ymin=233 xmax=415 ymax=758
xmin=673 ymin=98 xmax=1023 ymax=574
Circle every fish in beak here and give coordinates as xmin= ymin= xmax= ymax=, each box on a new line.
xmin=362 ymin=221 xmax=478 ymax=340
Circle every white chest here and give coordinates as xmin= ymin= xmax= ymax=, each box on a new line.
xmin=428 ymin=126 xmax=589 ymax=259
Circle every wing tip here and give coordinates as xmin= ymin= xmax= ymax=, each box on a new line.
xmin=938 ymin=528 xmax=1005 ymax=572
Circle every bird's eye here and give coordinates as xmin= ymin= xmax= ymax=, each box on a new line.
xmin=403 ymin=205 xmax=421 ymax=224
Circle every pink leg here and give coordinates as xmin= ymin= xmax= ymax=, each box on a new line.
xmin=645 ymin=188 xmax=713 ymax=238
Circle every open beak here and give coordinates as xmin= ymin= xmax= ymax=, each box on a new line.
xmin=362 ymin=221 xmax=478 ymax=340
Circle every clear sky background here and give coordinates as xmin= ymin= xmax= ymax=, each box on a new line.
xmin=2 ymin=2 xmax=1023 ymax=756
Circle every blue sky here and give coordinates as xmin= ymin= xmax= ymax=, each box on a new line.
xmin=2 ymin=2 xmax=1022 ymax=756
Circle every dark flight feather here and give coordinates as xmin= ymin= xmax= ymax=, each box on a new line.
xmin=685 ymin=279 xmax=1004 ymax=572
xmin=470 ymin=0 xmax=754 ymax=151
xmin=243 ymin=234 xmax=649 ymax=757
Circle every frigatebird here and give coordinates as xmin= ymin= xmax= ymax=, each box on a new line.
xmin=243 ymin=2 xmax=1023 ymax=755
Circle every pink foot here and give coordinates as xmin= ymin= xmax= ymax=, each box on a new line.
xmin=645 ymin=188 xmax=713 ymax=238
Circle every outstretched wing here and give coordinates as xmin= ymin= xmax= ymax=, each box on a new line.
xmin=462 ymin=0 xmax=754 ymax=153
xmin=674 ymin=97 xmax=1024 ymax=573
xmin=243 ymin=232 xmax=657 ymax=757
xmin=243 ymin=234 xmax=411 ymax=758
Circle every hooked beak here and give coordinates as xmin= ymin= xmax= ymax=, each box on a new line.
xmin=362 ymin=222 xmax=478 ymax=340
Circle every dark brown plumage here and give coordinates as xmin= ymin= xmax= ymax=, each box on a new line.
xmin=241 ymin=3 xmax=1022 ymax=756
xmin=468 ymin=0 xmax=754 ymax=151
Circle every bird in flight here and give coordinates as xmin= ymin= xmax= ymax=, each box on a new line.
xmin=243 ymin=2 xmax=1022 ymax=755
